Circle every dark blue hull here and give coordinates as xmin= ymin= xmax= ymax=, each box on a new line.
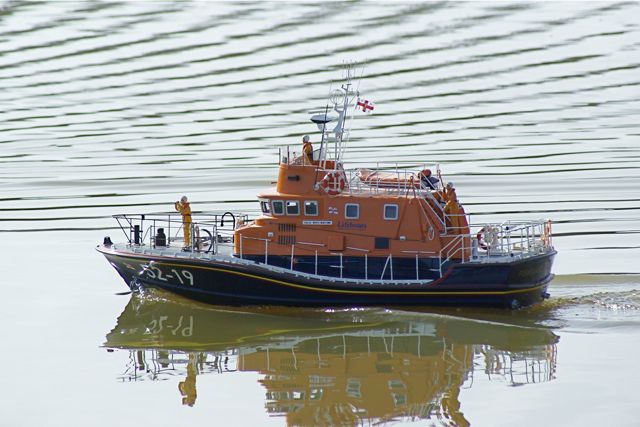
xmin=98 ymin=246 xmax=556 ymax=309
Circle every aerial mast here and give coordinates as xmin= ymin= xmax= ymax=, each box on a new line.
xmin=310 ymin=62 xmax=361 ymax=169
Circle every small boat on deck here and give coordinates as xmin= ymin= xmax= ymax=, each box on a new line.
xmin=97 ymin=65 xmax=556 ymax=308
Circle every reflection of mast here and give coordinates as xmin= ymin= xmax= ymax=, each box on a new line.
xmin=440 ymin=343 xmax=470 ymax=427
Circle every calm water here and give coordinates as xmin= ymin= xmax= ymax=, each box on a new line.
xmin=2 ymin=1 xmax=640 ymax=425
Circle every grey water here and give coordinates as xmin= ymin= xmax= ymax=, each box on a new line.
xmin=1 ymin=1 xmax=639 ymax=426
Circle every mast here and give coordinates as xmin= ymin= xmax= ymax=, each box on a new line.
xmin=310 ymin=63 xmax=361 ymax=170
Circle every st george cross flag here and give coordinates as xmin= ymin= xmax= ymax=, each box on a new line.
xmin=356 ymin=98 xmax=375 ymax=113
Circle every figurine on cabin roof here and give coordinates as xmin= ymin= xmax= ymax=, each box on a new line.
xmin=302 ymin=134 xmax=313 ymax=164
xmin=445 ymin=182 xmax=457 ymax=202
xmin=419 ymin=168 xmax=440 ymax=190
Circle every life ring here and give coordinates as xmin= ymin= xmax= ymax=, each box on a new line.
xmin=320 ymin=171 xmax=346 ymax=195
xmin=477 ymin=226 xmax=498 ymax=250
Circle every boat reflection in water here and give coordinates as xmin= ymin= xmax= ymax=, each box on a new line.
xmin=105 ymin=290 xmax=558 ymax=425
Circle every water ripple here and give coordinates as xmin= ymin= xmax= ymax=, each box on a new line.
xmin=0 ymin=1 xmax=638 ymax=276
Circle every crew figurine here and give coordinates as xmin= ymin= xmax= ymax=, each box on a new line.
xmin=443 ymin=183 xmax=463 ymax=233
xmin=419 ymin=168 xmax=440 ymax=190
xmin=175 ymin=195 xmax=192 ymax=249
xmin=302 ymin=134 xmax=313 ymax=164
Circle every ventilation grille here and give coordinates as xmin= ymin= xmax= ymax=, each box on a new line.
xmin=278 ymin=235 xmax=296 ymax=246
xmin=278 ymin=223 xmax=296 ymax=232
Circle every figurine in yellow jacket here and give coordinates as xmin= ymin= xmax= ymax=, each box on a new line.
xmin=443 ymin=183 xmax=463 ymax=233
xmin=175 ymin=196 xmax=192 ymax=248
xmin=302 ymin=134 xmax=313 ymax=165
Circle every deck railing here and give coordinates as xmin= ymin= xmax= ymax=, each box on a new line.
xmin=438 ymin=219 xmax=554 ymax=273
xmin=341 ymin=164 xmax=453 ymax=232
xmin=112 ymin=213 xmax=552 ymax=283
xmin=112 ymin=212 xmax=247 ymax=254
xmin=345 ymin=163 xmax=443 ymax=195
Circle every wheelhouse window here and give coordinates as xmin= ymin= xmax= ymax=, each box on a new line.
xmin=272 ymin=200 xmax=285 ymax=216
xmin=384 ymin=204 xmax=398 ymax=220
xmin=304 ymin=200 xmax=318 ymax=216
xmin=345 ymin=203 xmax=359 ymax=219
xmin=260 ymin=200 xmax=271 ymax=214
xmin=286 ymin=200 xmax=300 ymax=216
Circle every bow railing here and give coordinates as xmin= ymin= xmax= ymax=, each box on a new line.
xmin=112 ymin=212 xmax=249 ymax=254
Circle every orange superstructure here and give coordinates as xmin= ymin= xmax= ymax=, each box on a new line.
xmin=231 ymin=66 xmax=471 ymax=276
xmin=234 ymin=152 xmax=471 ymax=280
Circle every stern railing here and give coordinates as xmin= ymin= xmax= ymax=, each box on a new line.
xmin=438 ymin=219 xmax=554 ymax=274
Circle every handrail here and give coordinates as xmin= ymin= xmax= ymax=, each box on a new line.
xmin=111 ymin=212 xmax=245 ymax=255
xmin=109 ymin=213 xmax=552 ymax=282
xmin=438 ymin=234 xmax=467 ymax=276
xmin=343 ymin=164 xmax=444 ymax=196
xmin=438 ymin=219 xmax=553 ymax=268
xmin=417 ymin=185 xmax=446 ymax=229
xmin=379 ymin=254 xmax=394 ymax=280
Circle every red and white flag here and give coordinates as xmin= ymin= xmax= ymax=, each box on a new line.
xmin=356 ymin=98 xmax=375 ymax=113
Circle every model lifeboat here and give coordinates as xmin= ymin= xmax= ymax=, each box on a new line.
xmin=97 ymin=65 xmax=556 ymax=308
